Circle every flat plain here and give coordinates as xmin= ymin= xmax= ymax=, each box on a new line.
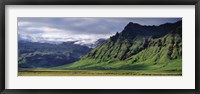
xmin=18 ymin=70 xmax=182 ymax=76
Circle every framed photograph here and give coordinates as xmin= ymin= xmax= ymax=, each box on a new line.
xmin=0 ymin=0 xmax=199 ymax=94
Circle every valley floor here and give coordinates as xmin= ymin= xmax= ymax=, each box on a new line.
xmin=18 ymin=70 xmax=182 ymax=76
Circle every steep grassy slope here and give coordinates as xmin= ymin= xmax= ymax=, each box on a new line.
xmin=55 ymin=21 xmax=182 ymax=71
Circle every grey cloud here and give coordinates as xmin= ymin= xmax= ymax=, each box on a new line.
xmin=18 ymin=17 xmax=181 ymax=44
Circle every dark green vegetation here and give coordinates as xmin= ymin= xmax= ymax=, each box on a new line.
xmin=18 ymin=41 xmax=92 ymax=68
xmin=56 ymin=21 xmax=182 ymax=73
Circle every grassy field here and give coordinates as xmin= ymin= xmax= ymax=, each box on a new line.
xmin=18 ymin=59 xmax=182 ymax=76
xmin=18 ymin=70 xmax=182 ymax=76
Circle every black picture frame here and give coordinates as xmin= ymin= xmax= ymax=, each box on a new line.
xmin=0 ymin=0 xmax=199 ymax=94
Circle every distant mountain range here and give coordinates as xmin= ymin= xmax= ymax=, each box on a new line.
xmin=57 ymin=21 xmax=182 ymax=71
xmin=18 ymin=41 xmax=92 ymax=68
xmin=18 ymin=38 xmax=108 ymax=68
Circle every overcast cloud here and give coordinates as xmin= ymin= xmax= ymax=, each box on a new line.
xmin=18 ymin=18 xmax=181 ymax=44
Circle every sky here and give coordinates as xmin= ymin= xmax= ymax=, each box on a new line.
xmin=18 ymin=18 xmax=182 ymax=45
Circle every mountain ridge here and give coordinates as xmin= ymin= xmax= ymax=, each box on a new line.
xmin=59 ymin=21 xmax=182 ymax=71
